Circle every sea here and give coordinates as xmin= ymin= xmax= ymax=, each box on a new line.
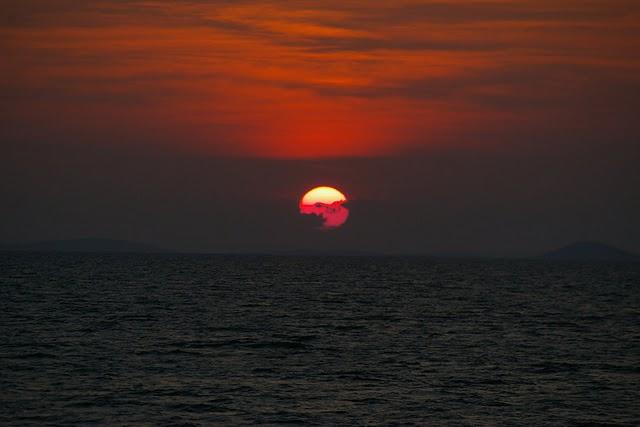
xmin=1 ymin=253 xmax=638 ymax=426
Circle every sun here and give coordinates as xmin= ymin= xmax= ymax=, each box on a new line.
xmin=301 ymin=186 xmax=347 ymax=205
xmin=299 ymin=186 xmax=349 ymax=230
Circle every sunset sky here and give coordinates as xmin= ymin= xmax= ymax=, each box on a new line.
xmin=2 ymin=1 xmax=639 ymax=254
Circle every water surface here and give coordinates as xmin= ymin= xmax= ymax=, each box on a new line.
xmin=1 ymin=253 xmax=638 ymax=425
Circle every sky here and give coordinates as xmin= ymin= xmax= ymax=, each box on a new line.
xmin=1 ymin=0 xmax=639 ymax=255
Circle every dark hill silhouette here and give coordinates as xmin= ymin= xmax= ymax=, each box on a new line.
xmin=542 ymin=241 xmax=638 ymax=261
xmin=3 ymin=238 xmax=168 ymax=254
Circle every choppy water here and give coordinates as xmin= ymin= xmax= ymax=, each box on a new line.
xmin=1 ymin=253 xmax=639 ymax=426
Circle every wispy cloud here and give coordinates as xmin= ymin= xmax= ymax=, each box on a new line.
xmin=2 ymin=0 xmax=639 ymax=156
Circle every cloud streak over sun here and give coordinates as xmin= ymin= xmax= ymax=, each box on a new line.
xmin=2 ymin=1 xmax=639 ymax=157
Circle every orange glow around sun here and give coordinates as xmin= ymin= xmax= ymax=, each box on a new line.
xmin=300 ymin=186 xmax=349 ymax=230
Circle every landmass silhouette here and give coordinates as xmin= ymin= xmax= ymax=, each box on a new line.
xmin=542 ymin=241 xmax=638 ymax=261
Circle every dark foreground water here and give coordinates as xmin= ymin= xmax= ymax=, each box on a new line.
xmin=1 ymin=253 xmax=639 ymax=426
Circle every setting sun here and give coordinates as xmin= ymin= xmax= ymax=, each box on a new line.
xmin=301 ymin=186 xmax=347 ymax=205
xmin=300 ymin=186 xmax=349 ymax=230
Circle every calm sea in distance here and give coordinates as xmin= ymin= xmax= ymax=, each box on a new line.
xmin=1 ymin=253 xmax=638 ymax=426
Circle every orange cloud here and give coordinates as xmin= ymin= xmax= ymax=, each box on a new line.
xmin=2 ymin=1 xmax=639 ymax=157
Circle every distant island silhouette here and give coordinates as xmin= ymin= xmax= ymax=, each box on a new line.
xmin=542 ymin=241 xmax=638 ymax=261
xmin=1 ymin=239 xmax=638 ymax=260
xmin=2 ymin=238 xmax=168 ymax=254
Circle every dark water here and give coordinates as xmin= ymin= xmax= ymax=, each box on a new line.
xmin=1 ymin=253 xmax=639 ymax=426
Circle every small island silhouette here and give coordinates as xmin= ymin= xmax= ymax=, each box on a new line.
xmin=542 ymin=241 xmax=638 ymax=261
xmin=2 ymin=238 xmax=168 ymax=254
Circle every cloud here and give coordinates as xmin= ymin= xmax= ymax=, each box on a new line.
xmin=300 ymin=201 xmax=349 ymax=230
xmin=1 ymin=0 xmax=639 ymax=157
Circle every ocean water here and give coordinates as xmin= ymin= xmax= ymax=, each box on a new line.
xmin=1 ymin=253 xmax=639 ymax=426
